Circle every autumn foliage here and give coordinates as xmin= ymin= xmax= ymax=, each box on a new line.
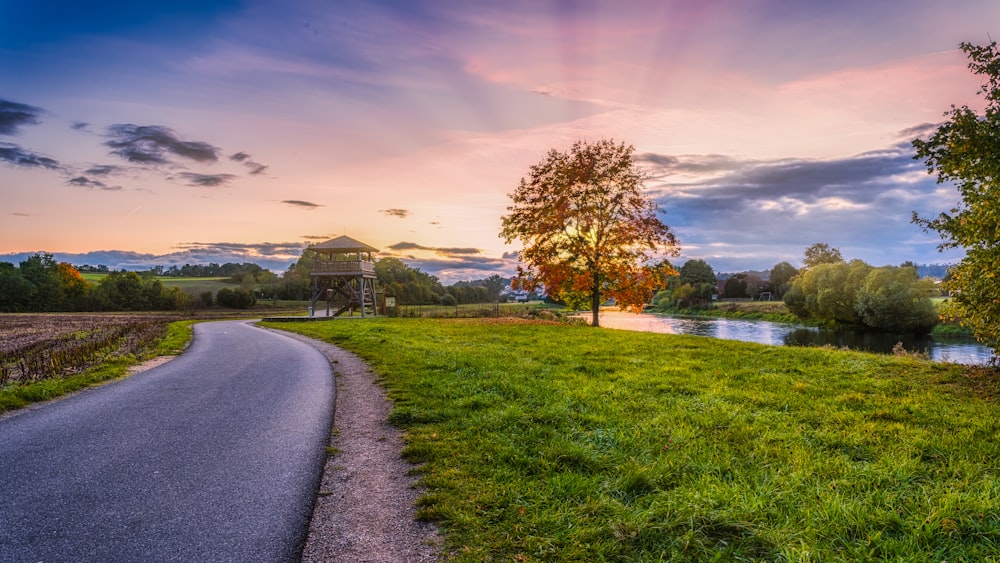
xmin=500 ymin=139 xmax=679 ymax=326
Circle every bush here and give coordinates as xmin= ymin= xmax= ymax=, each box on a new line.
xmin=216 ymin=287 xmax=257 ymax=309
xmin=156 ymin=286 xmax=192 ymax=311
xmin=785 ymin=262 xmax=937 ymax=332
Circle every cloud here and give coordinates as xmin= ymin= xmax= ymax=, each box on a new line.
xmin=638 ymin=153 xmax=748 ymax=177
xmin=10 ymin=212 xmax=32 ymax=217
xmin=0 ymin=243 xmax=308 ymax=273
xmin=895 ymin=122 xmax=941 ymax=141
xmin=282 ymin=199 xmax=322 ymax=209
xmin=387 ymin=241 xmax=481 ymax=256
xmin=302 ymin=234 xmax=331 ymax=240
xmin=84 ymin=164 xmax=127 ymax=176
xmin=244 ymin=161 xmax=268 ymax=175
xmin=70 ymin=121 xmax=90 ymax=131
xmin=644 ymin=147 xmax=923 ymax=208
xmin=67 ymin=176 xmax=123 ymax=191
xmin=0 ymin=142 xmax=62 ymax=170
xmin=380 ymin=208 xmax=410 ymax=218
xmin=405 ymin=256 xmax=508 ymax=270
xmin=0 ymin=99 xmax=43 ymax=135
xmin=177 ymin=172 xmax=237 ymax=187
xmin=105 ymin=124 xmax=219 ymax=164
xmin=174 ymin=241 xmax=307 ymax=258
xmin=640 ymin=142 xmax=953 ymax=271
xmin=230 ymin=152 xmax=268 ymax=175
xmin=381 ymin=240 xmax=506 ymax=281
xmin=400 ymin=254 xmax=519 ymax=284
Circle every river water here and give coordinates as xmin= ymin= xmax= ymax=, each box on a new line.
xmin=596 ymin=311 xmax=994 ymax=365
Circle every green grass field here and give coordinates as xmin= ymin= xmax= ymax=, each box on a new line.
xmin=79 ymin=274 xmax=233 ymax=295
xmin=155 ymin=277 xmax=232 ymax=294
xmin=265 ymin=317 xmax=1000 ymax=561
xmin=392 ymin=301 xmax=563 ymax=319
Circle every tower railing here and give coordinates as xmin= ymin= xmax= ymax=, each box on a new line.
xmin=311 ymin=260 xmax=375 ymax=276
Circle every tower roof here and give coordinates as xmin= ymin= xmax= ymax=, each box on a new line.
xmin=307 ymin=235 xmax=378 ymax=253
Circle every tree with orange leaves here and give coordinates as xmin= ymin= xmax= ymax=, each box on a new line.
xmin=500 ymin=138 xmax=680 ymax=327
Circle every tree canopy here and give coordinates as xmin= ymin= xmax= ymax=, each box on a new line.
xmin=802 ymin=243 xmax=844 ymax=269
xmin=500 ymin=138 xmax=679 ymax=326
xmin=0 ymin=253 xmax=196 ymax=312
xmin=649 ymin=259 xmax=717 ymax=310
xmin=679 ymin=259 xmax=717 ymax=286
xmin=784 ymin=260 xmax=937 ymax=332
xmin=373 ymin=257 xmax=445 ymax=305
xmin=769 ymin=261 xmax=798 ymax=298
xmin=912 ymin=40 xmax=1000 ymax=352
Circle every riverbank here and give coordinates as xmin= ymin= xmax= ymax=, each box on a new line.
xmin=659 ymin=300 xmax=800 ymax=324
xmin=602 ymin=310 xmax=992 ymax=364
xmin=266 ymin=317 xmax=1000 ymax=561
xmin=654 ymin=300 xmax=975 ymax=339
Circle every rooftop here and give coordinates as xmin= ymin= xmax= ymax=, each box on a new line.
xmin=307 ymin=235 xmax=379 ymax=253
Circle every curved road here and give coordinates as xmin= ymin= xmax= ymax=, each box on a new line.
xmin=0 ymin=321 xmax=334 ymax=562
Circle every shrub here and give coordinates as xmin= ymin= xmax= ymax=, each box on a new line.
xmin=216 ymin=287 xmax=256 ymax=308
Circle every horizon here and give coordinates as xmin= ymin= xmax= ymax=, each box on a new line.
xmin=2 ymin=1 xmax=995 ymax=282
xmin=0 ymin=248 xmax=955 ymax=285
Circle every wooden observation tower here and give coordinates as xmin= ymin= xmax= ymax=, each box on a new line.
xmin=307 ymin=235 xmax=378 ymax=317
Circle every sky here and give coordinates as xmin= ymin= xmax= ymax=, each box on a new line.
xmin=1 ymin=0 xmax=997 ymax=282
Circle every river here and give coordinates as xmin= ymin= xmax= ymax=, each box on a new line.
xmin=595 ymin=311 xmax=994 ymax=365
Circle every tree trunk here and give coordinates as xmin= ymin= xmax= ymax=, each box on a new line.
xmin=591 ymin=272 xmax=600 ymax=327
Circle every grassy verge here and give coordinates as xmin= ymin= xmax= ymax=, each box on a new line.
xmin=931 ymin=323 xmax=974 ymax=339
xmin=391 ymin=301 xmax=564 ymax=319
xmin=0 ymin=320 xmax=194 ymax=413
xmin=653 ymin=301 xmax=804 ymax=324
xmin=264 ymin=317 xmax=1000 ymax=561
xmin=707 ymin=301 xmax=800 ymax=323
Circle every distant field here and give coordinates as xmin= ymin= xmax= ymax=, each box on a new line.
xmin=156 ymin=278 xmax=233 ymax=294
xmin=79 ymin=274 xmax=233 ymax=294
xmin=392 ymin=301 xmax=558 ymax=318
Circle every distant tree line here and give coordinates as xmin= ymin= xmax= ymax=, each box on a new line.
xmin=76 ymin=262 xmax=268 ymax=279
xmin=163 ymin=263 xmax=266 ymax=278
xmin=0 ymin=251 xmax=516 ymax=313
xmin=650 ymin=244 xmax=940 ymax=333
xmin=650 ymin=259 xmax=719 ymax=310
xmin=280 ymin=252 xmax=510 ymax=306
xmin=1 ymin=248 xmax=946 ymax=329
xmin=651 ymin=258 xmax=796 ymax=310
xmin=0 ymin=254 xmax=194 ymax=312
xmin=0 ymin=253 xmax=266 ymax=312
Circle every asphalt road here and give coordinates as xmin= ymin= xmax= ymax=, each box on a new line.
xmin=0 ymin=320 xmax=334 ymax=562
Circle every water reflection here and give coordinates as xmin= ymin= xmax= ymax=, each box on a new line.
xmin=596 ymin=311 xmax=994 ymax=365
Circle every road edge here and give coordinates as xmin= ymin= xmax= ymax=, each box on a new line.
xmin=260 ymin=326 xmax=443 ymax=562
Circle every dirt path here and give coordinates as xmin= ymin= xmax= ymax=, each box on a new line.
xmin=272 ymin=329 xmax=442 ymax=562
